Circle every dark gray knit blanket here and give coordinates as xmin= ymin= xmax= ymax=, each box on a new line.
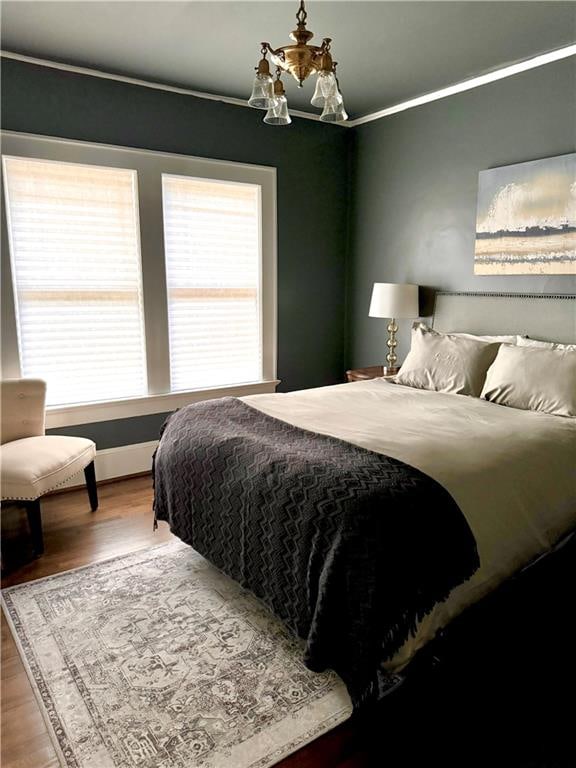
xmin=153 ymin=397 xmax=479 ymax=707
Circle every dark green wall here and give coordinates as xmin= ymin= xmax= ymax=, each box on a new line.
xmin=1 ymin=58 xmax=351 ymax=449
xmin=3 ymin=57 xmax=575 ymax=449
xmin=348 ymin=58 xmax=576 ymax=367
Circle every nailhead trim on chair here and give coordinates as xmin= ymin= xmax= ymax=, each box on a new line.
xmin=0 ymin=460 xmax=94 ymax=501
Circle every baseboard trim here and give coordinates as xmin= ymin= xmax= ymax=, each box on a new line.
xmin=57 ymin=441 xmax=158 ymax=491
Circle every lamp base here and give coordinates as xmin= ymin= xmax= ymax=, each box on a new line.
xmin=384 ymin=317 xmax=399 ymax=376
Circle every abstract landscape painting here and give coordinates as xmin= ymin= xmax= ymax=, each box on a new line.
xmin=474 ymin=153 xmax=576 ymax=275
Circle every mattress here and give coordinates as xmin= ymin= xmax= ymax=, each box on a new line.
xmin=242 ymin=379 xmax=576 ymax=671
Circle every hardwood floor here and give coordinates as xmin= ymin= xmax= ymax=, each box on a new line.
xmin=2 ymin=476 xmax=575 ymax=768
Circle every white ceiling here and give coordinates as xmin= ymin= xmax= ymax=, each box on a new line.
xmin=2 ymin=1 xmax=575 ymax=118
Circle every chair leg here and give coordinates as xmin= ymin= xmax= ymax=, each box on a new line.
xmin=84 ymin=461 xmax=98 ymax=511
xmin=25 ymin=500 xmax=44 ymax=556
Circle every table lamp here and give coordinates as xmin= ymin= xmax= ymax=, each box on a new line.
xmin=369 ymin=283 xmax=419 ymax=375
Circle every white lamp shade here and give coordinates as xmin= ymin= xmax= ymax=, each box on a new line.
xmin=369 ymin=283 xmax=419 ymax=319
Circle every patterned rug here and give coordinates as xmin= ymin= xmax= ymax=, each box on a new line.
xmin=2 ymin=541 xmax=352 ymax=768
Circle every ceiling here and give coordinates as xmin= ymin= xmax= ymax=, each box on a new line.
xmin=1 ymin=1 xmax=575 ymax=119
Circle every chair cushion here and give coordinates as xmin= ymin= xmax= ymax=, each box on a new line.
xmin=0 ymin=436 xmax=96 ymax=500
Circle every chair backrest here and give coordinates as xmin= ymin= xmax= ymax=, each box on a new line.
xmin=0 ymin=379 xmax=47 ymax=445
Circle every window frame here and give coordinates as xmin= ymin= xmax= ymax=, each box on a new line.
xmin=0 ymin=131 xmax=278 ymax=428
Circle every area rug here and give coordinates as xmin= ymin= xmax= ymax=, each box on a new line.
xmin=2 ymin=540 xmax=353 ymax=768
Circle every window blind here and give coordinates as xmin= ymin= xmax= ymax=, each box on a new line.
xmin=162 ymin=175 xmax=262 ymax=391
xmin=3 ymin=157 xmax=147 ymax=407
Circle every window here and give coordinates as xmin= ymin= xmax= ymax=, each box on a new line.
xmin=162 ymin=175 xmax=261 ymax=391
xmin=1 ymin=132 xmax=277 ymax=424
xmin=3 ymin=157 xmax=147 ymax=406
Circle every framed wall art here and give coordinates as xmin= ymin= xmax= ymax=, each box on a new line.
xmin=475 ymin=153 xmax=575 ymax=275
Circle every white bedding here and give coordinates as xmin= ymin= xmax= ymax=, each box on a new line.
xmin=242 ymin=379 xmax=576 ymax=671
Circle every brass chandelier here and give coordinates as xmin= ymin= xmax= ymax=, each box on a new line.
xmin=248 ymin=0 xmax=348 ymax=126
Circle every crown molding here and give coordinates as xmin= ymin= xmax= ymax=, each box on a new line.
xmin=2 ymin=44 xmax=575 ymax=130
xmin=347 ymin=44 xmax=576 ymax=127
xmin=0 ymin=50 xmax=325 ymax=124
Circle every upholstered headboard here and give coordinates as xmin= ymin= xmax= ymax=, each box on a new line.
xmin=432 ymin=292 xmax=576 ymax=345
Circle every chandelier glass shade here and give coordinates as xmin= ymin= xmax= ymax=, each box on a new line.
xmin=264 ymin=75 xmax=292 ymax=125
xmin=248 ymin=0 xmax=348 ymax=126
xmin=264 ymin=95 xmax=291 ymax=126
xmin=320 ymin=91 xmax=348 ymax=123
xmin=310 ymin=70 xmax=338 ymax=107
xmin=248 ymin=72 xmax=274 ymax=110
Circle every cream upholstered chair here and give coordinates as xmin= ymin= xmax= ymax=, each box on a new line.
xmin=0 ymin=379 xmax=98 ymax=555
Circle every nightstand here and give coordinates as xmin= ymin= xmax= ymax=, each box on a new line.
xmin=346 ymin=366 xmax=397 ymax=383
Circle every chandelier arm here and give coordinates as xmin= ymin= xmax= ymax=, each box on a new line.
xmin=264 ymin=42 xmax=286 ymax=62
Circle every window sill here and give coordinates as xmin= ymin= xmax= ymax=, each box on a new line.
xmin=45 ymin=380 xmax=281 ymax=429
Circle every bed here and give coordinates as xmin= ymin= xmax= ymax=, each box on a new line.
xmin=153 ymin=292 xmax=576 ymax=707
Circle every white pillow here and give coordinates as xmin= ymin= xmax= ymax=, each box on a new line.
xmin=517 ymin=336 xmax=576 ymax=352
xmin=417 ymin=323 xmax=520 ymax=344
xmin=395 ymin=324 xmax=500 ymax=397
xmin=481 ymin=344 xmax=576 ymax=418
xmin=451 ymin=332 xmax=517 ymax=344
